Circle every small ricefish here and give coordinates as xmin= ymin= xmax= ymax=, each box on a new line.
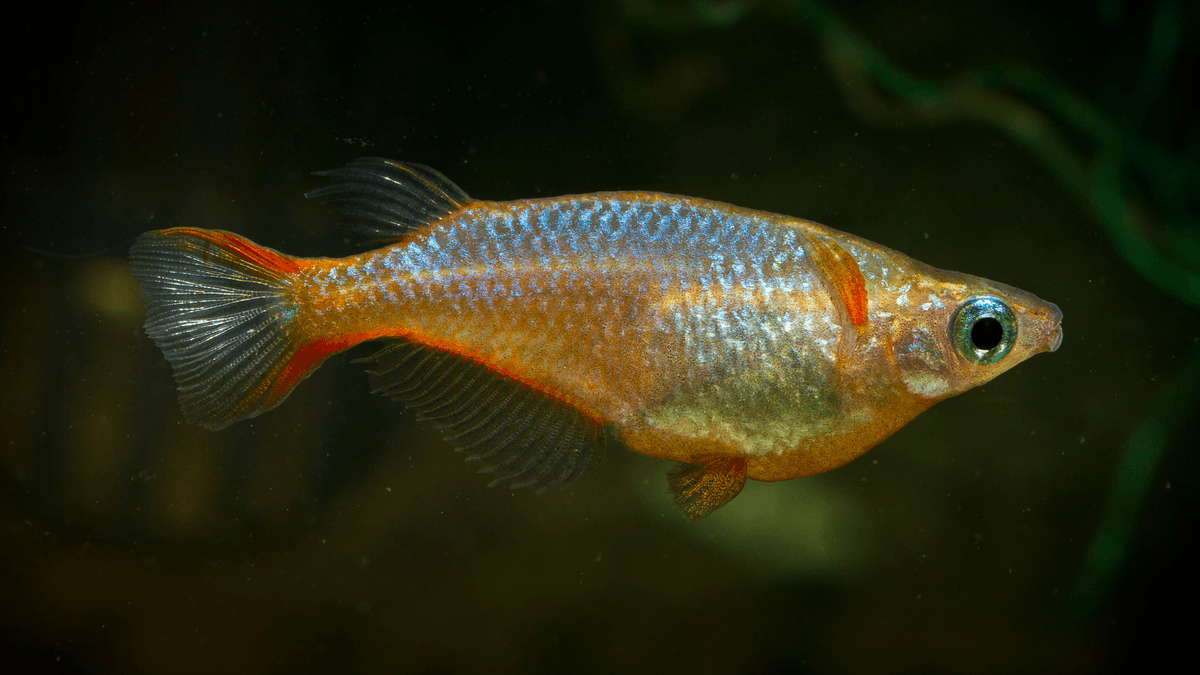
xmin=129 ymin=158 xmax=1063 ymax=519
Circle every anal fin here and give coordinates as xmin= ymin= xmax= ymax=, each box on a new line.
xmin=358 ymin=339 xmax=604 ymax=494
xmin=667 ymin=457 xmax=747 ymax=520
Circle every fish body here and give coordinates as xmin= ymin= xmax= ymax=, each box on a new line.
xmin=130 ymin=158 xmax=1063 ymax=518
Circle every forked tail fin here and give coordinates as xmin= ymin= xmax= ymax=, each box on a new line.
xmin=129 ymin=228 xmax=325 ymax=430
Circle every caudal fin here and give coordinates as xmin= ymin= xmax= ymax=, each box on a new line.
xmin=129 ymin=228 xmax=320 ymax=430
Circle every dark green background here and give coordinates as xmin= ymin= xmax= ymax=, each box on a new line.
xmin=3 ymin=1 xmax=1197 ymax=672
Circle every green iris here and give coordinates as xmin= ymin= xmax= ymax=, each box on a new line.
xmin=951 ymin=296 xmax=1017 ymax=365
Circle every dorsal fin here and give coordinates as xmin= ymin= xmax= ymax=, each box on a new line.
xmin=304 ymin=158 xmax=473 ymax=242
xmin=357 ymin=339 xmax=605 ymax=494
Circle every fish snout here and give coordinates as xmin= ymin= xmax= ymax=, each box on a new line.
xmin=1044 ymin=301 xmax=1063 ymax=353
xmin=1049 ymin=323 xmax=1063 ymax=352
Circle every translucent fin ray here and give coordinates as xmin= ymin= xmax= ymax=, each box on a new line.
xmin=304 ymin=157 xmax=472 ymax=241
xmin=129 ymin=228 xmax=337 ymax=430
xmin=667 ymin=457 xmax=747 ymax=520
xmin=361 ymin=339 xmax=604 ymax=493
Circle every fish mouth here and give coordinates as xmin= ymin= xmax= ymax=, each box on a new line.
xmin=1046 ymin=301 xmax=1063 ymax=353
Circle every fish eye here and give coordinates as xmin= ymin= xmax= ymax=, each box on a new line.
xmin=951 ymin=296 xmax=1017 ymax=365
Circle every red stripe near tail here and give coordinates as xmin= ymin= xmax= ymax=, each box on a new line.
xmin=129 ymin=227 xmax=339 ymax=430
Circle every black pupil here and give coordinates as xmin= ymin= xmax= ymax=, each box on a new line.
xmin=971 ymin=317 xmax=1004 ymax=351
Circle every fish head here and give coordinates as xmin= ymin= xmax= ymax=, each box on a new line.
xmin=886 ymin=270 xmax=1063 ymax=401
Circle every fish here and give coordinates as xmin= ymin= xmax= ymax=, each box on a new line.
xmin=129 ymin=157 xmax=1063 ymax=519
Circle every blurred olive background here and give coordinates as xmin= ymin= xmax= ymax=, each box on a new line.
xmin=3 ymin=0 xmax=1198 ymax=673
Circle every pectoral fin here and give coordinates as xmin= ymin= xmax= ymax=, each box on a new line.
xmin=667 ymin=457 xmax=747 ymax=520
xmin=803 ymin=232 xmax=868 ymax=328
